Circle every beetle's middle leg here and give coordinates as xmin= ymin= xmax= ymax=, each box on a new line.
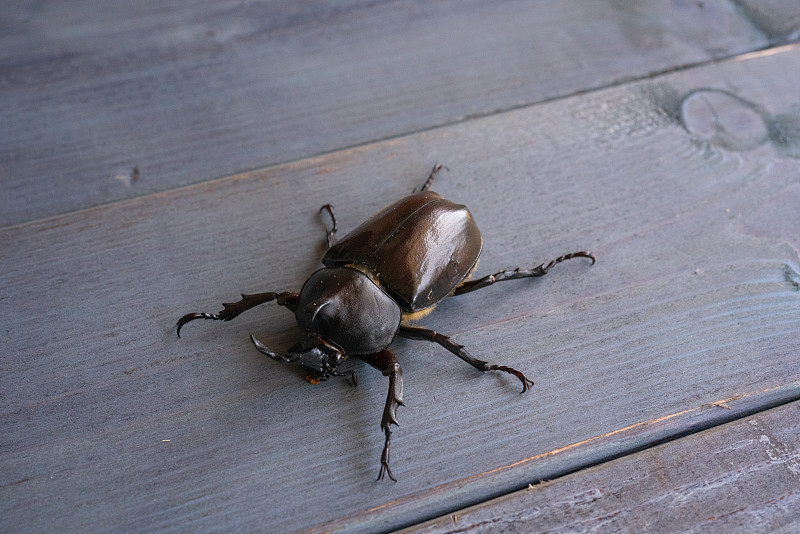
xmin=453 ymin=251 xmax=595 ymax=296
xmin=397 ymin=324 xmax=533 ymax=393
xmin=358 ymin=350 xmax=404 ymax=482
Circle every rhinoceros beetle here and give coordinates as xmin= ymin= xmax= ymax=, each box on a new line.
xmin=177 ymin=165 xmax=594 ymax=481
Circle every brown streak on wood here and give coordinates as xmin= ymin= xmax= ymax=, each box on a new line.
xmin=733 ymin=42 xmax=800 ymax=61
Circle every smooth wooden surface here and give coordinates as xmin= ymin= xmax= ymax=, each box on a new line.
xmin=404 ymin=396 xmax=800 ymax=534
xmin=0 ymin=0 xmax=775 ymax=226
xmin=3 ymin=2 xmax=800 ymax=533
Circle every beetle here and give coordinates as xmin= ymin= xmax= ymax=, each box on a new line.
xmin=177 ymin=164 xmax=594 ymax=481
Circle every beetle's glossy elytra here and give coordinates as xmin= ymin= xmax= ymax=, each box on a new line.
xmin=323 ymin=190 xmax=482 ymax=311
xmin=177 ymin=164 xmax=595 ymax=481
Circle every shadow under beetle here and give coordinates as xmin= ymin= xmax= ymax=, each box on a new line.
xmin=177 ymin=165 xmax=595 ymax=481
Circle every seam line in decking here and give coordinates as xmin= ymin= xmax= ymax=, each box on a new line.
xmin=308 ymin=381 xmax=800 ymax=533
xmin=3 ymin=42 xmax=799 ymax=234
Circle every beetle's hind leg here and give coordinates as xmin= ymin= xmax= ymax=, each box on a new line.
xmin=397 ymin=325 xmax=533 ymax=393
xmin=453 ymin=251 xmax=595 ymax=296
xmin=319 ymin=204 xmax=337 ymax=248
xmin=177 ymin=291 xmax=298 ymax=337
xmin=358 ymin=350 xmax=404 ymax=482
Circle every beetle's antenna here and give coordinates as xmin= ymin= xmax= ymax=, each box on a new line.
xmin=319 ymin=204 xmax=337 ymax=248
xmin=417 ymin=163 xmax=448 ymax=193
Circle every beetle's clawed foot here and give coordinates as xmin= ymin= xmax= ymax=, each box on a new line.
xmin=176 ymin=312 xmax=220 ymax=337
xmin=377 ymin=429 xmax=397 ymax=482
xmin=377 ymin=465 xmax=395 ymax=482
xmin=541 ymin=250 xmax=596 ymax=273
xmin=487 ymin=365 xmax=535 ymax=393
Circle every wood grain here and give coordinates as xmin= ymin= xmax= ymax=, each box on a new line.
xmin=0 ymin=0 xmax=777 ymax=226
xmin=733 ymin=0 xmax=800 ymax=43
xmin=403 ymin=396 xmax=800 ymax=534
xmin=3 ymin=43 xmax=800 ymax=532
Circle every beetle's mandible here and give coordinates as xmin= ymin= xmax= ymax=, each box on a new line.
xmin=177 ymin=164 xmax=595 ymax=481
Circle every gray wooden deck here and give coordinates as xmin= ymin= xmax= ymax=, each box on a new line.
xmin=2 ymin=2 xmax=799 ymax=533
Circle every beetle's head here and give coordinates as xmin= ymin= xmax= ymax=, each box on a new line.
xmin=294 ymin=267 xmax=402 ymax=356
xmin=251 ymin=330 xmax=346 ymax=383
xmin=287 ymin=332 xmax=346 ymax=381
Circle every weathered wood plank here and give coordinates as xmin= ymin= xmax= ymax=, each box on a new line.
xmin=734 ymin=0 xmax=800 ymax=43
xmin=0 ymin=0 xmax=779 ymax=226
xmin=3 ymin=46 xmax=800 ymax=533
xmin=403 ymin=396 xmax=800 ymax=534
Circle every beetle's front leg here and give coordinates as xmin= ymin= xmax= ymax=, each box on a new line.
xmin=398 ymin=324 xmax=533 ymax=393
xmin=177 ymin=291 xmax=298 ymax=337
xmin=359 ymin=350 xmax=404 ymax=482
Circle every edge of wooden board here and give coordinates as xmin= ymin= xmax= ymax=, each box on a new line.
xmin=307 ymin=381 xmax=800 ymax=533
